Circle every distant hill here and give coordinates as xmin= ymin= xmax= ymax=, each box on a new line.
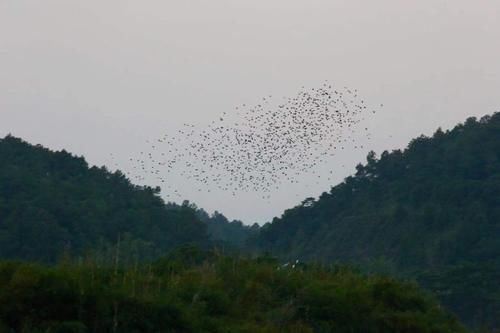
xmin=0 ymin=135 xmax=244 ymax=263
xmin=193 ymin=204 xmax=260 ymax=248
xmin=167 ymin=200 xmax=259 ymax=250
xmin=254 ymin=113 xmax=500 ymax=327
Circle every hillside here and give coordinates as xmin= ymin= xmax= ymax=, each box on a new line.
xmin=256 ymin=113 xmax=500 ymax=266
xmin=194 ymin=205 xmax=260 ymax=248
xmin=0 ymin=136 xmax=215 ymax=262
xmin=0 ymin=249 xmax=467 ymax=333
xmin=1 ymin=113 xmax=498 ymax=329
xmin=254 ymin=113 xmax=500 ymax=327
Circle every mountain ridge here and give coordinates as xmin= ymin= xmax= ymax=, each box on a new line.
xmin=252 ymin=112 xmax=500 ymax=328
xmin=0 ymin=135 xmax=247 ymax=262
xmin=255 ymin=113 xmax=500 ymax=267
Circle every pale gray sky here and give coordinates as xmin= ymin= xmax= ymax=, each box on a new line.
xmin=1 ymin=1 xmax=499 ymax=223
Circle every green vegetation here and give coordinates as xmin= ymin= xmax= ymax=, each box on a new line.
xmin=0 ymin=247 xmax=467 ymax=333
xmin=415 ymin=264 xmax=500 ymax=332
xmin=0 ymin=136 xmax=253 ymax=263
xmin=254 ymin=113 xmax=500 ymax=328
xmin=255 ymin=113 xmax=500 ymax=267
xmin=193 ymin=204 xmax=259 ymax=248
xmin=1 ymin=113 xmax=499 ymax=330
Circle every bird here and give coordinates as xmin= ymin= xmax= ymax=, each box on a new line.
xmin=125 ymin=82 xmax=379 ymax=201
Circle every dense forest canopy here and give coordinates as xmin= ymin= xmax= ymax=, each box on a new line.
xmin=192 ymin=203 xmax=260 ymax=248
xmin=253 ymin=113 xmax=500 ymax=327
xmin=0 ymin=135 xmax=252 ymax=263
xmin=1 ymin=113 xmax=499 ymax=329
xmin=0 ymin=248 xmax=467 ymax=333
xmin=255 ymin=113 xmax=500 ymax=267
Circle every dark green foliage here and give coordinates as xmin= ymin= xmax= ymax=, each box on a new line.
xmin=192 ymin=203 xmax=259 ymax=248
xmin=416 ymin=263 xmax=500 ymax=330
xmin=0 ymin=251 xmax=468 ymax=333
xmin=1 ymin=112 xmax=498 ymax=331
xmin=0 ymin=135 xmax=209 ymax=263
xmin=254 ymin=113 xmax=500 ymax=328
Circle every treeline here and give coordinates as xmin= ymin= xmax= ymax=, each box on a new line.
xmin=0 ymin=136 xmax=254 ymax=263
xmin=192 ymin=203 xmax=260 ymax=248
xmin=253 ymin=113 xmax=500 ymax=328
xmin=1 ymin=113 xmax=499 ymax=329
xmin=255 ymin=113 xmax=500 ymax=267
xmin=0 ymin=247 xmax=467 ymax=333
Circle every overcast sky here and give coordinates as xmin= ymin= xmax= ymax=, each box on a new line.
xmin=1 ymin=1 xmax=499 ymax=224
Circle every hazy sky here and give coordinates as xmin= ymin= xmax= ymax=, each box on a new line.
xmin=1 ymin=1 xmax=499 ymax=223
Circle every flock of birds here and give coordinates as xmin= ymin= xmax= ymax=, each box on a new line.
xmin=115 ymin=82 xmax=380 ymax=200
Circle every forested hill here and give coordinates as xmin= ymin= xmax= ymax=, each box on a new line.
xmin=194 ymin=205 xmax=260 ymax=248
xmin=0 ymin=135 xmax=226 ymax=263
xmin=255 ymin=113 xmax=500 ymax=268
xmin=254 ymin=113 xmax=500 ymax=328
